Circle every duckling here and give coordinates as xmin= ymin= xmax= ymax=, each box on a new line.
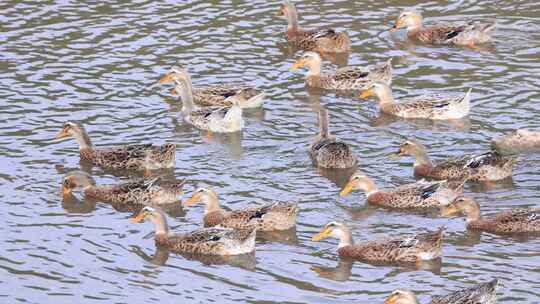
xmin=168 ymin=68 xmax=244 ymax=133
xmin=56 ymin=122 xmax=175 ymax=172
xmin=396 ymin=139 xmax=515 ymax=181
xmin=184 ymin=187 xmax=298 ymax=231
xmin=390 ymin=10 xmax=496 ymax=47
xmin=312 ymin=222 xmax=443 ymax=264
xmin=159 ymin=66 xmax=265 ymax=109
xmin=385 ymin=279 xmax=498 ymax=304
xmin=339 ymin=172 xmax=463 ymax=209
xmin=491 ymin=129 xmax=540 ymax=155
xmin=309 ymin=108 xmax=357 ymax=169
xmin=62 ymin=171 xmax=184 ymax=205
xmin=359 ymin=81 xmax=471 ymax=120
xmin=292 ymin=52 xmax=392 ymax=90
xmin=132 ymin=206 xmax=256 ymax=255
xmin=441 ymin=196 xmax=540 ymax=234
xmin=274 ymin=1 xmax=350 ymax=53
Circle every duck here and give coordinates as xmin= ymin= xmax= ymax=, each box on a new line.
xmin=339 ymin=172 xmax=463 ymax=209
xmin=274 ymin=0 xmax=350 ymax=53
xmin=183 ymin=187 xmax=298 ymax=231
xmin=396 ymin=139 xmax=515 ymax=181
xmin=440 ymin=196 xmax=540 ymax=234
xmin=132 ymin=206 xmax=256 ymax=255
xmin=385 ymin=279 xmax=498 ymax=304
xmin=312 ymin=222 xmax=443 ymax=264
xmin=359 ymin=81 xmax=471 ymax=120
xmin=56 ymin=122 xmax=176 ymax=172
xmin=390 ymin=10 xmax=496 ymax=47
xmin=166 ymin=68 xmax=244 ymax=133
xmin=491 ymin=129 xmax=540 ymax=155
xmin=61 ymin=171 xmax=184 ymax=205
xmin=159 ymin=66 xmax=265 ymax=109
xmin=292 ymin=52 xmax=392 ymax=90
xmin=310 ymin=108 xmax=357 ymax=169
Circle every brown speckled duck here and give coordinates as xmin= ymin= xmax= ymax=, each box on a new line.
xmin=396 ymin=139 xmax=515 ymax=181
xmin=159 ymin=66 xmax=265 ymax=109
xmin=274 ymin=1 xmax=350 ymax=53
xmin=310 ymin=108 xmax=357 ymax=169
xmin=56 ymin=122 xmax=175 ymax=172
xmin=390 ymin=11 xmax=496 ymax=47
xmin=491 ymin=129 xmax=540 ymax=155
xmin=62 ymin=171 xmax=184 ymax=205
xmin=312 ymin=222 xmax=443 ymax=264
xmin=292 ymin=52 xmax=392 ymax=90
xmin=132 ymin=206 xmax=256 ymax=255
xmin=441 ymin=196 xmax=540 ymax=234
xmin=184 ymin=187 xmax=298 ymax=231
xmin=359 ymin=81 xmax=471 ymax=120
xmin=339 ymin=172 xmax=463 ymax=209
xmin=385 ymin=279 xmax=499 ymax=304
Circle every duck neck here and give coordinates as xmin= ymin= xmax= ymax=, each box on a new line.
xmin=176 ymin=79 xmax=196 ymax=113
xmin=318 ymin=108 xmax=330 ymax=139
xmin=74 ymin=129 xmax=93 ymax=151
xmin=375 ymin=85 xmax=395 ymax=111
xmin=285 ymin=3 xmax=299 ymax=31
xmin=337 ymin=228 xmax=354 ymax=249
xmin=204 ymin=191 xmax=224 ymax=215
xmin=361 ymin=178 xmax=380 ymax=198
xmin=412 ymin=150 xmax=433 ymax=168
xmin=464 ymin=203 xmax=482 ymax=224
xmin=306 ymin=60 xmax=322 ymax=77
xmin=150 ymin=212 xmax=170 ymax=236
xmin=407 ymin=25 xmax=423 ymax=37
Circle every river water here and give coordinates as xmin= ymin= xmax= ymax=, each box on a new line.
xmin=1 ymin=1 xmax=540 ymax=303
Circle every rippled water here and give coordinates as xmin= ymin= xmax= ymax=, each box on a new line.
xmin=2 ymin=1 xmax=540 ymax=303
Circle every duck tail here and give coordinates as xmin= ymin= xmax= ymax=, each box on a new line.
xmin=481 ymin=21 xmax=496 ymax=34
xmin=244 ymin=92 xmax=265 ymax=109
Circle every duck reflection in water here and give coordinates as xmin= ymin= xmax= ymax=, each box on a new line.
xmin=132 ymin=246 xmax=257 ymax=270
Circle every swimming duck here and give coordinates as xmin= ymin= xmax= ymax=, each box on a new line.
xmin=359 ymin=82 xmax=471 ymax=120
xmin=339 ymin=172 xmax=463 ymax=209
xmin=132 ymin=206 xmax=256 ymax=255
xmin=441 ymin=196 xmax=540 ymax=234
xmin=390 ymin=11 xmax=496 ymax=47
xmin=184 ymin=187 xmax=298 ymax=231
xmin=385 ymin=279 xmax=498 ymax=304
xmin=292 ymin=52 xmax=392 ymax=90
xmin=491 ymin=129 xmax=540 ymax=155
xmin=310 ymin=108 xmax=357 ymax=169
xmin=274 ymin=1 xmax=350 ymax=53
xmin=159 ymin=67 xmax=265 ymax=109
xmin=62 ymin=171 xmax=184 ymax=205
xmin=167 ymin=68 xmax=244 ymax=133
xmin=56 ymin=122 xmax=175 ymax=171
xmin=396 ymin=139 xmax=515 ymax=181
xmin=312 ymin=222 xmax=443 ymax=264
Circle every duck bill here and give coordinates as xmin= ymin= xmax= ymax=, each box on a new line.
xmin=312 ymin=228 xmax=330 ymax=241
xmin=389 ymin=25 xmax=397 ymax=33
xmin=158 ymin=73 xmax=174 ymax=84
xmin=183 ymin=194 xmax=201 ymax=206
xmin=440 ymin=204 xmax=459 ymax=217
xmin=131 ymin=213 xmax=146 ymax=223
xmin=339 ymin=182 xmax=354 ymax=198
xmin=389 ymin=20 xmax=401 ymax=32
xmin=61 ymin=185 xmax=71 ymax=196
xmin=56 ymin=128 xmax=69 ymax=139
xmin=273 ymin=9 xmax=284 ymax=16
xmin=292 ymin=58 xmax=306 ymax=71
xmin=384 ymin=296 xmax=398 ymax=304
xmin=358 ymin=88 xmax=373 ymax=99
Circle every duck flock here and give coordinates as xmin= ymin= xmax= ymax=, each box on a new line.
xmin=53 ymin=1 xmax=540 ymax=303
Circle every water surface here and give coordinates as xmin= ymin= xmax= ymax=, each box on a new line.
xmin=1 ymin=1 xmax=540 ymax=303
